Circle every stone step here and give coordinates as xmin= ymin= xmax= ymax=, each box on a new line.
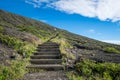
xmin=37 ymin=48 xmax=60 ymax=50
xmin=30 ymin=59 xmax=62 ymax=64
xmin=28 ymin=42 xmax=64 ymax=71
xmin=31 ymin=55 xmax=61 ymax=59
xmin=36 ymin=50 xmax=60 ymax=53
xmin=38 ymin=44 xmax=59 ymax=46
xmin=22 ymin=71 xmax=69 ymax=80
xmin=34 ymin=52 xmax=60 ymax=55
xmin=37 ymin=49 xmax=60 ymax=52
xmin=39 ymin=41 xmax=56 ymax=43
xmin=44 ymin=43 xmax=58 ymax=45
xmin=27 ymin=64 xmax=64 ymax=70
xmin=37 ymin=46 xmax=59 ymax=48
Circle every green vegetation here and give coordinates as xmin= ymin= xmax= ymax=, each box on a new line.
xmin=0 ymin=33 xmax=36 ymax=57
xmin=0 ymin=26 xmax=4 ymax=32
xmin=52 ymin=38 xmax=74 ymax=59
xmin=0 ymin=33 xmax=36 ymax=80
xmin=104 ymin=47 xmax=120 ymax=54
xmin=67 ymin=59 xmax=120 ymax=80
xmin=67 ymin=71 xmax=84 ymax=80
xmin=0 ymin=60 xmax=27 ymax=80
xmin=17 ymin=26 xmax=48 ymax=39
xmin=50 ymin=35 xmax=75 ymax=66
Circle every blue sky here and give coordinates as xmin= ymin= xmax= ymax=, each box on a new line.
xmin=0 ymin=0 xmax=120 ymax=44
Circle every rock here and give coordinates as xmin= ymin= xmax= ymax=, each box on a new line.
xmin=91 ymin=54 xmax=95 ymax=57
xmin=10 ymin=55 xmax=16 ymax=59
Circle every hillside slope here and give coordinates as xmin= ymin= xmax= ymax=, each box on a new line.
xmin=0 ymin=10 xmax=120 ymax=80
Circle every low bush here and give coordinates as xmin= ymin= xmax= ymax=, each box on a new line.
xmin=67 ymin=71 xmax=85 ymax=80
xmin=17 ymin=25 xmax=52 ymax=39
xmin=104 ymin=47 xmax=120 ymax=54
xmin=68 ymin=59 xmax=120 ymax=80
xmin=0 ymin=26 xmax=4 ymax=33
xmin=51 ymin=36 xmax=75 ymax=59
xmin=0 ymin=59 xmax=27 ymax=80
xmin=0 ymin=33 xmax=36 ymax=80
xmin=0 ymin=33 xmax=36 ymax=57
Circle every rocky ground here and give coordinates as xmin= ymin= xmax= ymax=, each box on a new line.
xmin=70 ymin=48 xmax=120 ymax=63
xmin=0 ymin=42 xmax=21 ymax=65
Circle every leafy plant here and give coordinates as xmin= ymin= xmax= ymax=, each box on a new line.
xmin=0 ymin=33 xmax=36 ymax=57
xmin=0 ymin=26 xmax=4 ymax=33
xmin=0 ymin=59 xmax=27 ymax=80
xmin=17 ymin=25 xmax=53 ymax=39
xmin=104 ymin=47 xmax=120 ymax=54
xmin=74 ymin=59 xmax=120 ymax=80
xmin=51 ymin=36 xmax=74 ymax=59
xmin=67 ymin=71 xmax=85 ymax=80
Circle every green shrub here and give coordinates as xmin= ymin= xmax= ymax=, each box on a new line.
xmin=0 ymin=33 xmax=36 ymax=57
xmin=104 ymin=47 xmax=120 ymax=54
xmin=74 ymin=59 xmax=120 ymax=80
xmin=19 ymin=43 xmax=36 ymax=57
xmin=66 ymin=71 xmax=85 ymax=80
xmin=51 ymin=37 xmax=74 ymax=59
xmin=0 ymin=33 xmax=36 ymax=80
xmin=0 ymin=33 xmax=23 ymax=48
xmin=0 ymin=26 xmax=4 ymax=33
xmin=103 ymin=71 xmax=112 ymax=80
xmin=0 ymin=60 xmax=27 ymax=80
xmin=17 ymin=26 xmax=52 ymax=39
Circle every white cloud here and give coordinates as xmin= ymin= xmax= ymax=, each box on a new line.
xmin=102 ymin=40 xmax=120 ymax=45
xmin=32 ymin=17 xmax=47 ymax=22
xmin=88 ymin=29 xmax=95 ymax=33
xmin=50 ymin=0 xmax=120 ymax=22
xmin=86 ymin=29 xmax=102 ymax=35
xmin=25 ymin=0 xmax=120 ymax=22
xmin=50 ymin=0 xmax=96 ymax=17
xmin=25 ymin=0 xmax=49 ymax=8
xmin=40 ymin=20 xmax=47 ymax=23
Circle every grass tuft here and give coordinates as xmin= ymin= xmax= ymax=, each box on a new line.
xmin=104 ymin=47 xmax=120 ymax=54
xmin=0 ymin=59 xmax=28 ymax=80
xmin=67 ymin=59 xmax=120 ymax=80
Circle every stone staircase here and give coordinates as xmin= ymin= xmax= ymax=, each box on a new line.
xmin=24 ymin=42 xmax=69 ymax=80
xmin=27 ymin=42 xmax=64 ymax=71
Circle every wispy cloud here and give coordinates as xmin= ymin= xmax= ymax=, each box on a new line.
xmin=25 ymin=0 xmax=49 ymax=8
xmin=40 ymin=20 xmax=47 ymax=23
xmin=102 ymin=40 xmax=120 ymax=45
xmin=87 ymin=29 xmax=102 ymax=36
xmin=25 ymin=0 xmax=120 ymax=22
xmin=32 ymin=17 xmax=47 ymax=22
xmin=88 ymin=29 xmax=95 ymax=33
